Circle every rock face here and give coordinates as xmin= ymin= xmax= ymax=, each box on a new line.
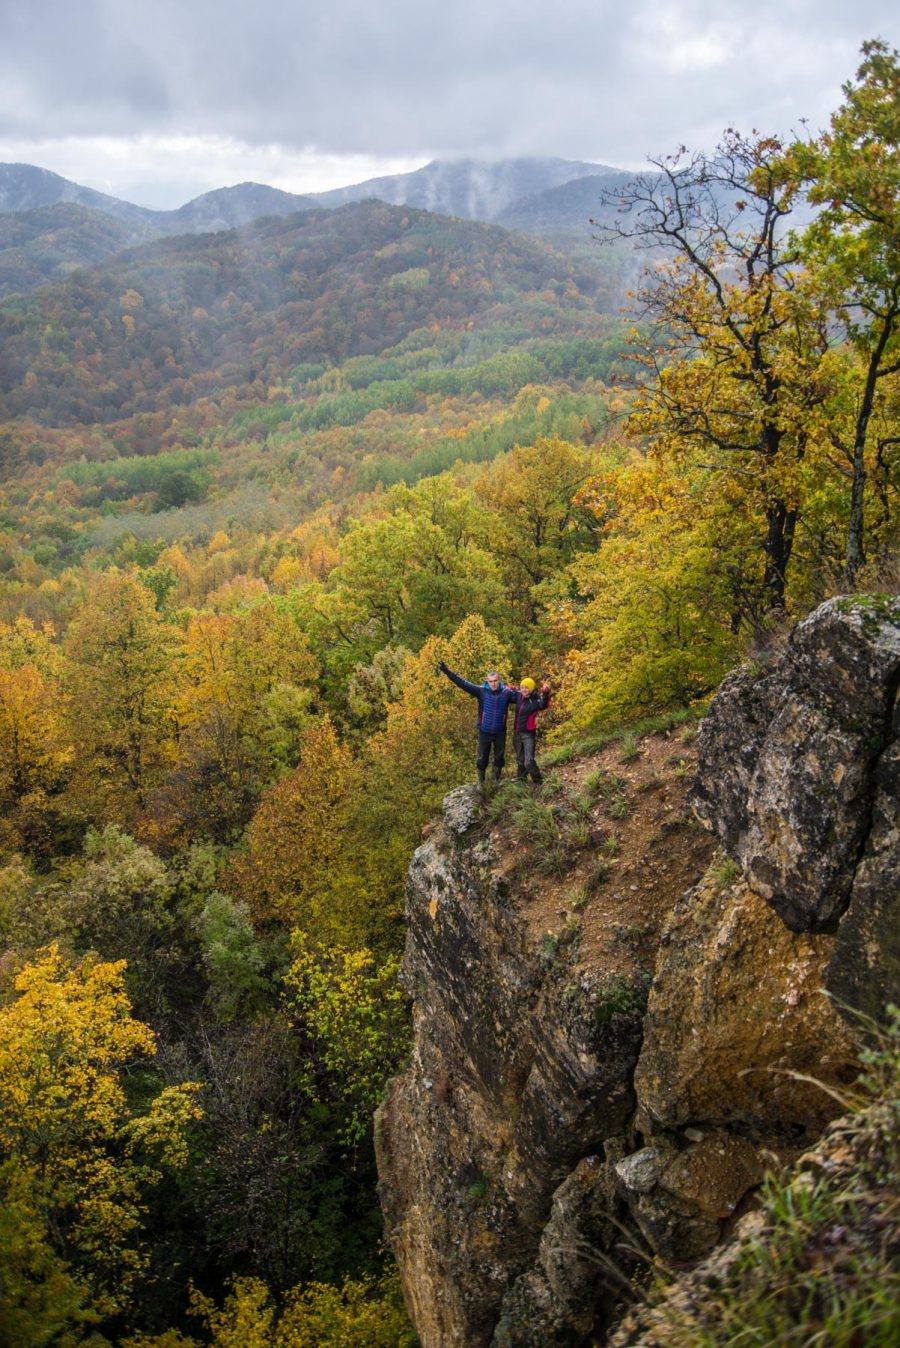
xmin=378 ymin=595 xmax=900 ymax=1346
xmin=692 ymin=595 xmax=900 ymax=932
xmin=633 ymin=871 xmax=856 ymax=1133
xmin=613 ymin=1130 xmax=763 ymax=1262
xmin=607 ymin=1096 xmax=900 ymax=1347
xmin=376 ymin=793 xmax=645 ymax=1347
xmin=493 ymin=1156 xmax=619 ymax=1347
xmin=827 ymin=712 xmax=900 ymax=1025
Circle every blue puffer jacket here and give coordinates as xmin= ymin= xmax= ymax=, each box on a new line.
xmin=441 ymin=665 xmax=518 ymax=733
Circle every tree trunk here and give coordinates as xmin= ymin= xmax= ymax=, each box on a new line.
xmin=762 ymin=499 xmax=797 ymax=611
xmin=845 ymin=307 xmax=896 ymax=587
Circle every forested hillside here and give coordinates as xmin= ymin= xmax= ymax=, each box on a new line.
xmin=0 ymin=203 xmax=145 ymax=299
xmin=0 ymin=41 xmax=897 ymax=1347
xmin=0 ymin=202 xmax=611 ymax=423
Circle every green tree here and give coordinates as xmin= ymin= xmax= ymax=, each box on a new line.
xmin=346 ymin=644 xmax=413 ymax=735
xmin=787 ymin=40 xmax=900 ymax=582
xmin=39 ymin=826 xmax=181 ymax=1018
xmin=307 ymin=476 xmax=503 ymax=681
xmin=474 ymin=436 xmax=600 ymax=627
xmin=196 ymin=891 xmax=271 ymax=1022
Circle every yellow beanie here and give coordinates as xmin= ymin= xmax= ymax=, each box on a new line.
xmin=520 ymin=677 xmax=536 ymax=692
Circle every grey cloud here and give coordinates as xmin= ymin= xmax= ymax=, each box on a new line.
xmin=0 ymin=0 xmax=896 ymax=162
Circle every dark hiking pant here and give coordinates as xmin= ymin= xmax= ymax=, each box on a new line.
xmin=514 ymin=730 xmax=542 ymax=783
xmin=477 ymin=729 xmax=506 ymax=780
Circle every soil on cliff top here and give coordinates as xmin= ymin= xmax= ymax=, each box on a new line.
xmin=483 ymin=727 xmax=716 ymax=977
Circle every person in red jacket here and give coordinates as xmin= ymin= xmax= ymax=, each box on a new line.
xmin=513 ymin=678 xmax=551 ymax=783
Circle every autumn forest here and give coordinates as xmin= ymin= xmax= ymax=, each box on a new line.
xmin=0 ymin=41 xmax=898 ymax=1346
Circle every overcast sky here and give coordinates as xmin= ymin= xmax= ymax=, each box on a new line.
xmin=0 ymin=0 xmax=896 ymax=208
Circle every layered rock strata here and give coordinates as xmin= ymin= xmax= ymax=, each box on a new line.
xmin=377 ymin=785 xmax=645 ymax=1346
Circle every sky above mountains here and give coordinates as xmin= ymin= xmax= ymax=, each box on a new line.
xmin=0 ymin=0 xmax=896 ymax=208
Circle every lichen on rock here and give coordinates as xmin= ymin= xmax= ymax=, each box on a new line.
xmin=828 ymin=716 xmax=900 ymax=1026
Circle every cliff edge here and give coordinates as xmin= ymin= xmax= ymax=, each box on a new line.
xmin=377 ymin=595 xmax=900 ymax=1346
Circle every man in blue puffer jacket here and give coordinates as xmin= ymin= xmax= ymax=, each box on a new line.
xmin=439 ymin=661 xmax=518 ymax=785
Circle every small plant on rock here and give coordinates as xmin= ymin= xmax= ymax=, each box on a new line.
xmin=568 ymin=884 xmax=590 ymax=913
xmin=594 ymin=972 xmax=651 ymax=1026
xmin=618 ymin=730 xmax=641 ymax=762
xmin=713 ymin=856 xmax=742 ymax=886
xmin=586 ymin=858 xmax=611 ymax=891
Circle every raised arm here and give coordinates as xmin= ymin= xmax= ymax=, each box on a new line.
xmin=438 ymin=661 xmax=481 ymax=696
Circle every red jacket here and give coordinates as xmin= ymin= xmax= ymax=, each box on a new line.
xmin=514 ymin=688 xmax=551 ymax=733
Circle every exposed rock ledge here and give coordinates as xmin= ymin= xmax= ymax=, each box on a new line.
xmin=377 ymin=595 xmax=900 ymax=1346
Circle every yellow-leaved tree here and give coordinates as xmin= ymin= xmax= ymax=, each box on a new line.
xmin=473 ymin=436 xmax=601 ymax=628
xmin=785 ymin=40 xmax=900 ymax=583
xmin=285 ymin=933 xmax=409 ymax=1147
xmin=597 ymin=130 xmax=836 ymax=614
xmin=0 ymin=617 xmax=73 ymax=858
xmin=165 ymin=601 xmax=319 ymax=843
xmin=553 ymin=455 xmax=747 ymax=730
xmin=0 ymin=946 xmax=201 ymax=1344
xmin=123 ymin=1269 xmax=413 ymax=1348
xmin=233 ymin=717 xmax=360 ymax=940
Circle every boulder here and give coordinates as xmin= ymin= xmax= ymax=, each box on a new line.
xmin=442 ymin=782 xmax=483 ymax=837
xmin=633 ymin=867 xmax=856 ymax=1132
xmin=692 ymin=596 xmax=900 ymax=931
xmin=614 ymin=1131 xmax=763 ymax=1261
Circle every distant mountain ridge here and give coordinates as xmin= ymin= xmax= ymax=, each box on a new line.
xmin=0 ymin=156 xmax=621 ymax=232
xmin=312 ymin=156 xmax=617 ymax=221
xmin=498 ymin=170 xmax=638 ymax=234
xmin=0 ymin=157 xmax=628 ymax=299
xmin=0 ymin=163 xmax=319 ymax=237
xmin=159 ymin=182 xmax=319 ymax=234
xmin=0 ymin=203 xmax=143 ymax=299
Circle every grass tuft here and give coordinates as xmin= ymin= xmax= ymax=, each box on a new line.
xmin=615 ymin=1006 xmax=900 ymax=1347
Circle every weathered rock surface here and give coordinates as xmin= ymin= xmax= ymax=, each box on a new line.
xmin=376 ymin=794 xmax=644 ymax=1347
xmin=828 ymin=707 xmax=900 ymax=1025
xmin=692 ymin=595 xmax=900 ymax=931
xmin=607 ymin=1098 xmax=899 ymax=1346
xmin=633 ymin=868 xmax=857 ymax=1133
xmin=493 ymin=1154 xmax=620 ymax=1347
xmin=614 ymin=1130 xmax=762 ymax=1261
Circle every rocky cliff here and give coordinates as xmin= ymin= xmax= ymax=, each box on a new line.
xmin=376 ymin=595 xmax=900 ymax=1346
